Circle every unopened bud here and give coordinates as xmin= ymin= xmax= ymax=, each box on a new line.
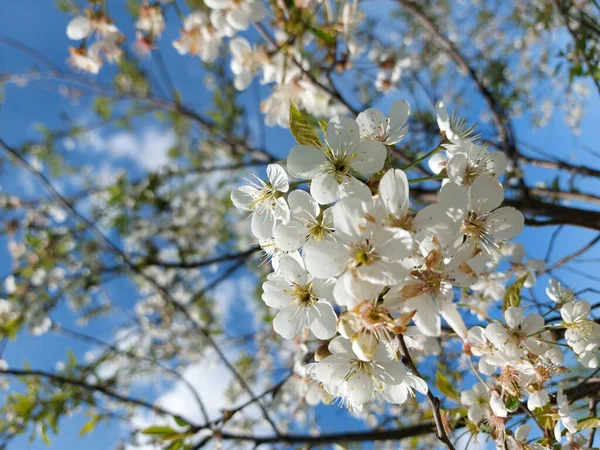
xmin=352 ymin=331 xmax=378 ymax=361
xmin=315 ymin=344 xmax=331 ymax=362
xmin=462 ymin=342 xmax=472 ymax=356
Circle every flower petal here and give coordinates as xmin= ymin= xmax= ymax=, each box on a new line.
xmin=303 ymin=240 xmax=348 ymax=278
xmin=273 ymin=305 xmax=304 ymax=338
xmin=308 ymin=302 xmax=337 ymax=340
xmin=67 ymin=16 xmax=92 ymax=40
xmin=287 ymin=145 xmax=327 ymax=178
xmin=350 ymin=139 xmax=386 ymax=175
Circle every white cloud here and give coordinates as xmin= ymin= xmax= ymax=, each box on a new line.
xmin=212 ymin=273 xmax=261 ymax=329
xmin=84 ymin=127 xmax=176 ymax=171
xmin=128 ymin=360 xmax=234 ymax=449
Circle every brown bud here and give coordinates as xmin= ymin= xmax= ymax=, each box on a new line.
xmin=314 ymin=343 xmax=331 ymax=362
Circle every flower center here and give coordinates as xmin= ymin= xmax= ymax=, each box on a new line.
xmin=292 ymin=282 xmax=317 ymax=307
xmin=350 ymin=240 xmax=379 ymax=266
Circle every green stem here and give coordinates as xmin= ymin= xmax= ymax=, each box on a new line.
xmin=408 ymin=173 xmax=446 ymax=184
xmin=289 ymin=179 xmax=310 ymax=188
xmin=402 ymin=145 xmax=444 ymax=171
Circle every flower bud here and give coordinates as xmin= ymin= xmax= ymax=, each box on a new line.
xmin=352 ymin=331 xmax=378 ymax=361
xmin=314 ymin=344 xmax=331 ymax=362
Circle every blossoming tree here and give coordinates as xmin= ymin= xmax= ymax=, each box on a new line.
xmin=0 ymin=0 xmax=600 ymax=449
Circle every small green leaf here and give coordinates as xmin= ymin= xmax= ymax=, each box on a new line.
xmin=40 ymin=423 xmax=51 ymax=445
xmin=577 ymin=417 xmax=600 ymax=431
xmin=289 ymin=103 xmax=323 ymax=150
xmin=67 ymin=349 xmax=77 ymax=368
xmin=309 ymin=26 xmax=336 ymax=45
xmin=142 ymin=426 xmax=177 ymax=436
xmin=505 ymin=395 xmax=519 ymax=412
xmin=318 ymin=119 xmax=328 ymax=134
xmin=173 ymin=416 xmax=189 ymax=428
xmin=503 ymin=275 xmax=529 ymax=311
xmin=167 ymin=440 xmax=184 ymax=450
xmin=79 ymin=415 xmax=100 ymax=437
xmin=435 ymin=371 xmax=459 ymax=401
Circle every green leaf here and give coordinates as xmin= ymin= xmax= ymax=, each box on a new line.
xmin=79 ymin=414 xmax=100 ymax=437
xmin=167 ymin=440 xmax=184 ymax=450
xmin=435 ymin=371 xmax=459 ymax=401
xmin=93 ymin=97 xmax=112 ymax=120
xmin=40 ymin=423 xmax=51 ymax=445
xmin=505 ymin=395 xmax=519 ymax=412
xmin=503 ymin=274 xmax=529 ymax=311
xmin=318 ymin=119 xmax=328 ymax=134
xmin=289 ymin=103 xmax=323 ymax=150
xmin=173 ymin=416 xmax=189 ymax=428
xmin=67 ymin=349 xmax=77 ymax=368
xmin=309 ymin=26 xmax=336 ymax=45
xmin=577 ymin=417 xmax=600 ymax=431
xmin=142 ymin=426 xmax=177 ymax=436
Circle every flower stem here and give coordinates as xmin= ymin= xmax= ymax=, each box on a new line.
xmin=402 ymin=145 xmax=443 ymax=171
xmin=408 ymin=173 xmax=446 ymax=184
xmin=289 ymin=179 xmax=310 ymax=188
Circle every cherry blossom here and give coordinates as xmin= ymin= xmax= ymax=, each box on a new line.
xmin=231 ymin=164 xmax=290 ymax=240
xmin=262 ymin=256 xmax=337 ymax=340
xmin=287 ymin=117 xmax=386 ymax=204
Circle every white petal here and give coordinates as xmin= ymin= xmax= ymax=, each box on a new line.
xmin=308 ymin=302 xmax=337 ymax=339
xmin=229 ymin=36 xmax=251 ymax=59
xmin=429 ymin=152 xmax=448 ymax=175
xmin=262 ymin=277 xmax=293 ymax=308
xmin=204 ymin=0 xmax=231 ymax=9
xmin=344 ymin=371 xmax=374 ymax=406
xmin=339 ymin=176 xmax=372 ymax=202
xmin=331 ymin=197 xmax=365 ymax=239
xmin=469 ymin=176 xmax=504 ymax=215
xmin=521 ymin=313 xmax=544 ymax=334
xmin=485 ymin=207 xmax=524 ymax=241
xmin=383 ymin=383 xmax=409 ymax=405
xmin=490 ymin=391 xmax=507 ymax=417
xmin=67 ymin=16 xmax=92 ymax=40
xmin=378 ymin=169 xmax=409 ymax=218
xmin=435 ymin=100 xmax=451 ymax=132
xmin=273 ymin=305 xmax=304 ymax=338
xmin=515 ymin=424 xmax=531 ymax=441
xmin=505 ymin=306 xmax=524 ymax=329
xmin=267 ymin=164 xmax=289 ymax=192
xmin=326 ymin=116 xmax=360 ymax=155
xmin=372 ymin=227 xmax=413 ymax=260
xmin=234 ymin=71 xmax=253 ymax=91
xmin=312 ymin=277 xmax=335 ymax=301
xmin=251 ymin=207 xmax=276 ymax=239
xmin=227 ymin=8 xmax=250 ymax=30
xmin=303 ymin=240 xmax=348 ymax=278
xmin=406 ymin=375 xmax=428 ymax=395
xmin=230 ymin=186 xmax=255 ymax=210
xmin=406 ymin=295 xmax=441 ymax=336
xmin=328 ymin=336 xmax=355 ymax=358
xmin=311 ymin=172 xmax=343 ymax=205
xmin=273 ymin=219 xmax=307 ymax=252
xmin=439 ymin=301 xmax=467 ymax=339
xmin=287 ymin=145 xmax=327 ymax=178
xmin=356 ymin=108 xmax=386 ymax=138
xmin=350 ymin=139 xmax=387 ymax=175
xmin=387 ymin=100 xmax=410 ymax=144
xmin=279 ymin=255 xmax=308 ymax=285
xmin=288 ymin=189 xmax=319 ymax=219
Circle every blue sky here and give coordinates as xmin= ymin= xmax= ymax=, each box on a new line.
xmin=1 ymin=1 xmax=600 ymax=449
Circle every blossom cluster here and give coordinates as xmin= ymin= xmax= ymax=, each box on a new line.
xmin=230 ymin=99 xmax=599 ymax=447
